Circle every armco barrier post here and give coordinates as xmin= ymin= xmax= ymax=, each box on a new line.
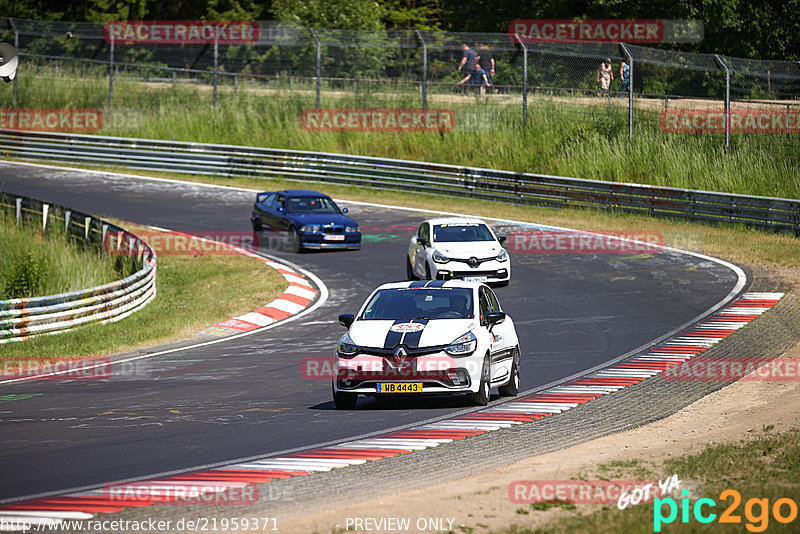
xmin=310 ymin=28 xmax=321 ymax=109
xmin=619 ymin=43 xmax=634 ymax=140
xmin=415 ymin=30 xmax=427 ymax=111
xmin=714 ymin=54 xmax=731 ymax=148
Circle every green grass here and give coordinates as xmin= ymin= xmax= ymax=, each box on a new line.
xmin=0 ymin=222 xmax=288 ymax=359
xmin=0 ymin=213 xmax=121 ymax=300
xmin=495 ymin=427 xmax=800 ymax=533
xmin=5 ymin=64 xmax=799 ymax=200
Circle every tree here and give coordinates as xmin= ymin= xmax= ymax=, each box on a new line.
xmin=272 ymin=0 xmax=385 ymax=30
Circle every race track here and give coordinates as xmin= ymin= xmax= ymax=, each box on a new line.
xmin=0 ymin=162 xmax=744 ymax=502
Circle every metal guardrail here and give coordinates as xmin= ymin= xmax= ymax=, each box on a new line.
xmin=0 ymin=130 xmax=798 ymax=235
xmin=0 ymin=191 xmax=157 ymax=343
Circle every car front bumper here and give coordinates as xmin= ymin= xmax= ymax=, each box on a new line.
xmin=433 ymin=259 xmax=510 ymax=282
xmin=332 ymin=351 xmax=483 ymax=395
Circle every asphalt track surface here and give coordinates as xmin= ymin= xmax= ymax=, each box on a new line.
xmin=0 ymin=162 xmax=744 ymax=503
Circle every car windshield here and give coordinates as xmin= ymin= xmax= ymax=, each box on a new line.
xmin=360 ymin=288 xmax=474 ymax=320
xmin=286 ymin=196 xmax=340 ymax=213
xmin=433 ymin=223 xmax=494 ymax=243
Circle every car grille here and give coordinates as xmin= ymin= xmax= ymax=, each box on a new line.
xmin=323 ymin=225 xmax=344 ymax=234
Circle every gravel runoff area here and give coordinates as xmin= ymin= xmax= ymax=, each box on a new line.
xmin=58 ymin=266 xmax=800 ymax=534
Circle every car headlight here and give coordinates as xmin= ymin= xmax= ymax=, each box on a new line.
xmin=300 ymin=225 xmax=321 ymax=233
xmin=445 ymin=331 xmax=477 ymax=356
xmin=345 ymin=226 xmax=359 ymax=233
xmin=337 ymin=333 xmax=358 ymax=357
xmin=496 ymin=248 xmax=508 ymax=261
xmin=432 ymin=250 xmax=450 ymax=264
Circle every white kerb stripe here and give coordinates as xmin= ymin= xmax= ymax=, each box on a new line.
xmin=265 ymin=299 xmax=305 ymax=313
xmin=284 ymin=285 xmax=316 ymax=299
xmin=234 ymin=312 xmax=275 ymax=327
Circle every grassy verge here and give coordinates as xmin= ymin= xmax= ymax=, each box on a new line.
xmin=0 ymin=222 xmax=288 ymax=360
xmin=498 ymin=427 xmax=800 ymax=533
xmin=4 ymin=64 xmax=799 ymax=199
xmin=0 ymin=212 xmax=122 ymax=300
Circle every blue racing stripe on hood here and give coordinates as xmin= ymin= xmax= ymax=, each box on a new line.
xmin=401 ymin=318 xmax=429 ymax=349
xmin=383 ymin=319 xmax=405 ymax=349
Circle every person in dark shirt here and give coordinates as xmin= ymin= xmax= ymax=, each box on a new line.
xmin=457 ymin=43 xmax=476 ymax=74
xmin=457 ymin=61 xmax=492 ymax=96
xmin=478 ymin=43 xmax=495 ymax=79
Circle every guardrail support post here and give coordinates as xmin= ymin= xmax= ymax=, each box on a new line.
xmin=415 ymin=30 xmax=427 ymax=111
xmin=310 ymin=28 xmax=321 ymax=109
xmin=15 ymin=197 xmax=21 ymax=226
xmin=714 ymin=54 xmax=731 ymax=148
xmin=515 ymin=34 xmax=528 ymax=127
xmin=619 ymin=43 xmax=634 ymax=141
xmin=213 ymin=39 xmax=219 ymax=109
xmin=108 ymin=35 xmax=114 ymax=110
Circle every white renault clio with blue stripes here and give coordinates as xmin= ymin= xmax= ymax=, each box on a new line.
xmin=332 ymin=280 xmax=520 ymax=409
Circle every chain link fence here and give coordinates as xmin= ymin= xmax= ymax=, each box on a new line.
xmin=2 ymin=18 xmax=799 ymax=146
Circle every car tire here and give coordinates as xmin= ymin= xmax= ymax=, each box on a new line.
xmin=467 ymin=353 xmax=491 ymax=406
xmin=425 ymin=262 xmax=433 ymax=280
xmin=251 ymin=215 xmax=263 ymax=232
xmin=332 ymin=388 xmax=358 ymax=410
xmin=498 ymin=347 xmax=520 ymax=397
xmin=406 ymin=257 xmax=418 ymax=280
xmin=287 ymin=226 xmax=301 ymax=253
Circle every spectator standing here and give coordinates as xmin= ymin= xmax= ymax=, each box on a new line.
xmin=478 ymin=44 xmax=496 ymax=93
xmin=457 ymin=43 xmax=476 ymax=74
xmin=619 ymin=59 xmax=631 ymax=97
xmin=597 ymin=58 xmax=613 ymax=98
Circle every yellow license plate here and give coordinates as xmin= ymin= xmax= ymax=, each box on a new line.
xmin=376 ymin=382 xmax=422 ymax=393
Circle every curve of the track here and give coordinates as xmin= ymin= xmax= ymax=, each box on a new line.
xmin=0 ymin=162 xmax=744 ymax=502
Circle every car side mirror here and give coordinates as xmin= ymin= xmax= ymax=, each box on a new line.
xmin=342 ymin=207 xmax=349 ymax=214
xmin=418 ymin=237 xmax=428 ymax=247
xmin=338 ymin=313 xmax=355 ymax=328
xmin=497 ymin=235 xmax=507 ymax=244
xmin=277 ymin=205 xmax=284 ymax=212
xmin=487 ymin=311 xmax=506 ymax=329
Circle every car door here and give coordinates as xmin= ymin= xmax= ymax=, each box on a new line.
xmin=412 ymin=222 xmax=430 ymax=277
xmin=271 ymin=193 xmax=290 ymax=233
xmin=485 ymin=286 xmax=515 ymax=354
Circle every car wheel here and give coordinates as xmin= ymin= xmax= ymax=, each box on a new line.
xmin=406 ymin=257 xmax=418 ymax=280
xmin=251 ymin=215 xmax=263 ymax=232
xmin=467 ymin=353 xmax=491 ymax=406
xmin=425 ymin=262 xmax=432 ymax=280
xmin=498 ymin=347 xmax=520 ymax=397
xmin=332 ymin=386 xmax=358 ymax=410
xmin=287 ymin=226 xmax=301 ymax=253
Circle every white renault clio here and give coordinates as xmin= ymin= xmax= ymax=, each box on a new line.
xmin=406 ymin=217 xmax=511 ymax=286
xmin=332 ymin=280 xmax=520 ymax=410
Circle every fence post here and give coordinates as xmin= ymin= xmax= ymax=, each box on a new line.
xmin=515 ymin=34 xmax=528 ymax=127
xmin=714 ymin=54 xmax=730 ymax=148
xmin=619 ymin=43 xmax=634 ymax=141
xmin=415 ymin=30 xmax=427 ymax=111
xmin=310 ymin=28 xmax=321 ymax=109
xmin=11 ymin=20 xmax=18 ymax=106
xmin=108 ymin=35 xmax=114 ymax=110
xmin=213 ymin=39 xmax=218 ymax=108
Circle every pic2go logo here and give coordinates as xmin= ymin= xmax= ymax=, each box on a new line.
xmin=654 ymin=489 xmax=798 ymax=532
